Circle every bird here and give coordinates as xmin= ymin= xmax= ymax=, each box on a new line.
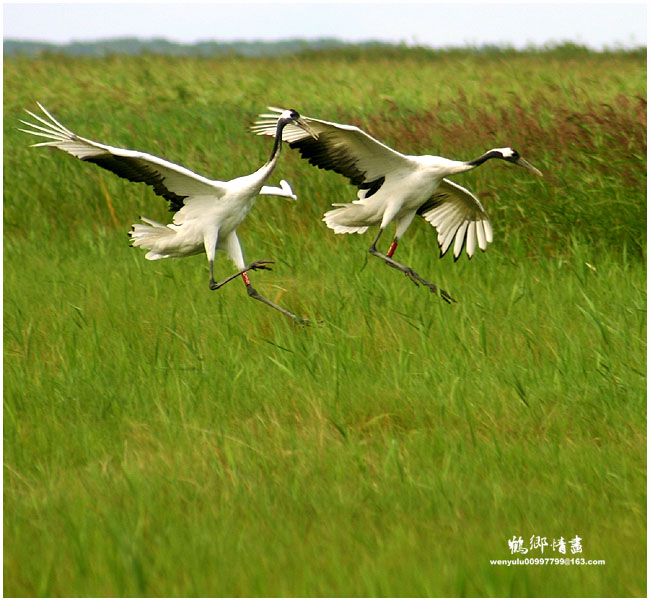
xmin=252 ymin=107 xmax=542 ymax=303
xmin=19 ymin=102 xmax=318 ymax=323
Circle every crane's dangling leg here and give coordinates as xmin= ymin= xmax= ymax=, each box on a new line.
xmin=205 ymin=228 xmax=221 ymax=290
xmin=245 ymin=282 xmax=309 ymax=325
xmin=368 ymin=229 xmax=456 ymax=304
xmin=221 ymin=233 xmax=309 ymax=325
xmin=203 ymin=229 xmax=273 ymax=291
xmin=210 ymin=260 xmax=274 ymax=290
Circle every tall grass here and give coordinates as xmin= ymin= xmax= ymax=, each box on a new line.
xmin=3 ymin=49 xmax=646 ymax=597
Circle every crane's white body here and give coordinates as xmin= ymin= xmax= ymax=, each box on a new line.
xmin=20 ymin=103 xmax=299 ymax=277
xmin=133 ymin=168 xmax=276 ymax=263
xmin=324 ymin=155 xmax=455 ymax=227
xmin=323 ymin=155 xmax=494 ymax=259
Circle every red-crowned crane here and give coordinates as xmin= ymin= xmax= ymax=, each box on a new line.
xmin=252 ymin=107 xmax=542 ymax=303
xmin=20 ymin=103 xmax=318 ymax=323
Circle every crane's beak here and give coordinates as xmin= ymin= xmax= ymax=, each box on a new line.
xmin=514 ymin=156 xmax=543 ymax=177
xmin=295 ymin=117 xmax=319 ymax=140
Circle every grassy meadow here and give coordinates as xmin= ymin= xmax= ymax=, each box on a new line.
xmin=3 ymin=47 xmax=647 ymax=596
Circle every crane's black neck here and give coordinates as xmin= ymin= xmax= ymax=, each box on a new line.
xmin=267 ymin=119 xmax=287 ymax=166
xmin=253 ymin=118 xmax=289 ymax=187
xmin=467 ymin=150 xmax=503 ymax=168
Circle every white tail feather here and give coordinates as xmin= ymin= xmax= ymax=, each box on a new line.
xmin=323 ymin=206 xmax=370 ymax=234
xmin=129 ymin=217 xmax=177 ymax=260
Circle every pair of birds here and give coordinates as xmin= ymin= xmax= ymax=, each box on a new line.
xmin=20 ymin=103 xmax=542 ymax=324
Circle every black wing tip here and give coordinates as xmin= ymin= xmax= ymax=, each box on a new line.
xmin=84 ymin=155 xmax=188 ymax=212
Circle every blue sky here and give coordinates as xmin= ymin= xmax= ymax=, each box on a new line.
xmin=3 ymin=2 xmax=647 ymax=49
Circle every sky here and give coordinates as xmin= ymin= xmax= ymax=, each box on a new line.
xmin=2 ymin=2 xmax=647 ymax=50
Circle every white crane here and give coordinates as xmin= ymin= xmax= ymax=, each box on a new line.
xmin=20 ymin=103 xmax=318 ymax=323
xmin=252 ymin=107 xmax=542 ymax=303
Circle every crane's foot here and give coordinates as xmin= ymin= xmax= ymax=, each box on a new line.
xmin=399 ymin=267 xmax=456 ymax=304
xmin=247 ymin=260 xmax=274 ymax=272
xmin=210 ymin=260 xmax=275 ymax=291
xmin=247 ymin=285 xmax=310 ymax=326
xmin=372 ymin=250 xmax=456 ymax=304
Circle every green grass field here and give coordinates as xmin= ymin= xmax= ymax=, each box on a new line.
xmin=4 ymin=47 xmax=646 ymax=596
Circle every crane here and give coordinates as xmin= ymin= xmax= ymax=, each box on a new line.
xmin=252 ymin=107 xmax=542 ymax=303
xmin=20 ymin=103 xmax=318 ymax=323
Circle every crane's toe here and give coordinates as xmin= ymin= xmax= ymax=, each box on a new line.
xmin=421 ymin=280 xmax=456 ymax=303
xmin=400 ymin=266 xmax=457 ymax=304
xmin=440 ymin=289 xmax=457 ymax=304
xmin=248 ymin=260 xmax=274 ymax=272
xmin=401 ymin=267 xmax=421 ymax=287
xmin=416 ymin=277 xmax=456 ymax=303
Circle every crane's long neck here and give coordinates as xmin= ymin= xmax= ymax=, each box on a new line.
xmin=445 ymin=150 xmax=504 ymax=176
xmin=267 ymin=119 xmax=286 ymax=166
xmin=252 ymin=119 xmax=287 ymax=185
xmin=467 ymin=150 xmax=504 ymax=168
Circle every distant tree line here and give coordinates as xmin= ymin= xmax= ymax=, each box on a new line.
xmin=3 ymin=37 xmax=385 ymax=57
xmin=4 ymin=37 xmax=645 ymax=58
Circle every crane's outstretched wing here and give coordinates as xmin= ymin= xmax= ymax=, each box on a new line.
xmin=417 ymin=178 xmax=493 ymax=260
xmin=20 ymin=102 xmax=228 ymax=212
xmin=251 ymin=106 xmax=412 ymax=197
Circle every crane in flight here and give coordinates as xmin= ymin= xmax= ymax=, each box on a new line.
xmin=20 ymin=103 xmax=318 ymax=323
xmin=252 ymin=107 xmax=542 ymax=303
